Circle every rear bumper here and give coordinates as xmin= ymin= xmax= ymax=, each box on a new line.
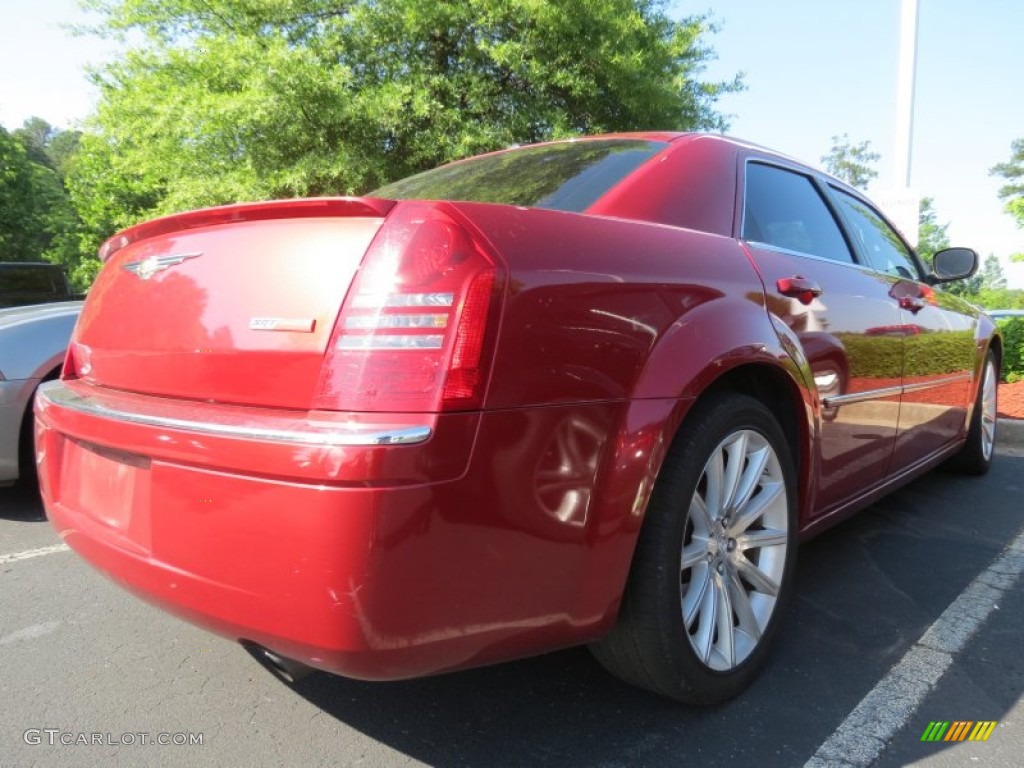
xmin=38 ymin=380 xmax=432 ymax=446
xmin=35 ymin=380 xmax=645 ymax=679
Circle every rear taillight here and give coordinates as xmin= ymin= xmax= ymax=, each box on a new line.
xmin=314 ymin=203 xmax=503 ymax=412
xmin=61 ymin=342 xmax=84 ymax=380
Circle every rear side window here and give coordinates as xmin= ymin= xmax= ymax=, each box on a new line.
xmin=372 ymin=139 xmax=668 ymax=212
xmin=742 ymin=163 xmax=853 ymax=263
xmin=0 ymin=266 xmax=60 ymax=294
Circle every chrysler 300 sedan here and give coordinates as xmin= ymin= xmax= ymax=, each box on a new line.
xmin=35 ymin=134 xmax=999 ymax=703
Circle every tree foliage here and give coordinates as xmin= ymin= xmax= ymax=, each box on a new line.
xmin=999 ymin=317 xmax=1024 ymax=382
xmin=73 ymin=0 xmax=741 ymax=230
xmin=9 ymin=118 xmax=83 ymax=182
xmin=916 ymin=198 xmax=1021 ymax=306
xmin=945 ymin=251 xmax=1024 ymax=309
xmin=0 ymin=123 xmax=79 ymax=266
xmin=980 ymin=253 xmax=1007 ymax=291
xmin=916 ymin=196 xmax=949 ymax=267
xmin=914 ymin=196 xmax=982 ymax=300
xmin=821 ymin=133 xmax=879 ymax=190
xmin=991 ymin=138 xmax=1024 ymax=262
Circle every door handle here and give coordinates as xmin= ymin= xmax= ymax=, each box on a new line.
xmin=776 ymin=276 xmax=823 ymax=306
xmin=899 ymin=296 xmax=926 ymax=313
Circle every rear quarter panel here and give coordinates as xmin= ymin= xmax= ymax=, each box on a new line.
xmin=451 ymin=203 xmax=790 ymax=407
xmin=450 ymin=203 xmax=810 ymax=626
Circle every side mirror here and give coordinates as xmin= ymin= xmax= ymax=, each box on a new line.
xmin=931 ymin=247 xmax=978 ymax=282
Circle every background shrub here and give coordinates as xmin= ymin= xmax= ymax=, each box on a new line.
xmin=997 ymin=317 xmax=1024 ymax=382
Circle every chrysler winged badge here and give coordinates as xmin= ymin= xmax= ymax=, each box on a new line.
xmin=123 ymin=252 xmax=203 ymax=280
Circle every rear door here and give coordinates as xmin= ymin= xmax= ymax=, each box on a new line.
xmin=739 ymin=159 xmax=903 ymax=516
xmin=827 ymin=187 xmax=976 ymax=469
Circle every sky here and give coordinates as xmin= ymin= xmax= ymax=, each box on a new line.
xmin=686 ymin=0 xmax=1024 ymax=291
xmin=1 ymin=0 xmax=1022 ymax=291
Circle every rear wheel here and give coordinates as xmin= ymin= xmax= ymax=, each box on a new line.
xmin=17 ymin=396 xmax=39 ymax=487
xmin=17 ymin=372 xmax=59 ymax=487
xmin=944 ymin=350 xmax=998 ymax=476
xmin=591 ymin=393 xmax=798 ymax=704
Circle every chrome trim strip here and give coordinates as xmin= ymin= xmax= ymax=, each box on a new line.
xmin=823 ymin=385 xmax=903 ymax=408
xmin=901 ymin=373 xmax=972 ymax=394
xmin=36 ymin=381 xmax=431 ymax=447
xmin=821 ymin=373 xmax=973 ymax=408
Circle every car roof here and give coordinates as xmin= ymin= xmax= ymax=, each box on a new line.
xmin=583 ymin=132 xmax=859 ymax=194
xmin=0 ymin=300 xmax=84 ymax=328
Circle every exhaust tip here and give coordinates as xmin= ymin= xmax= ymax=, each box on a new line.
xmin=241 ymin=641 xmax=315 ymax=684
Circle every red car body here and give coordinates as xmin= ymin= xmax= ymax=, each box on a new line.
xmin=36 ymin=134 xmax=999 ymax=692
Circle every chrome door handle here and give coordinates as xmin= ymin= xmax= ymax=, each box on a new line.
xmin=899 ymin=296 xmax=926 ymax=313
xmin=776 ymin=276 xmax=822 ymax=306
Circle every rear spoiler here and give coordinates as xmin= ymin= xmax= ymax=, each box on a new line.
xmin=99 ymin=197 xmax=397 ymax=262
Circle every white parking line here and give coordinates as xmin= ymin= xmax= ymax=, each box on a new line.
xmin=0 ymin=620 xmax=62 ymax=646
xmin=804 ymin=527 xmax=1024 ymax=767
xmin=0 ymin=543 xmax=70 ymax=565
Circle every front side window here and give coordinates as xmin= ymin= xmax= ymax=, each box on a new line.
xmin=742 ymin=163 xmax=853 ymax=263
xmin=830 ymin=189 xmax=921 ymax=280
xmin=372 ymin=139 xmax=668 ymax=213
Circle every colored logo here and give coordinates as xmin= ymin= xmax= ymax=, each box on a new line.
xmin=920 ymin=721 xmax=997 ymax=742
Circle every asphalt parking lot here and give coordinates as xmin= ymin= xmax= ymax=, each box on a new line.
xmin=2 ymin=436 xmax=1023 ymax=768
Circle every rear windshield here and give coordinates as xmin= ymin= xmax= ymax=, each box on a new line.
xmin=372 ymin=139 xmax=668 ymax=212
xmin=0 ymin=265 xmax=63 ymax=295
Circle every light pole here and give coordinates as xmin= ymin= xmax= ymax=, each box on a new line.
xmin=894 ymin=0 xmax=919 ymax=188
xmin=875 ymin=0 xmax=921 ymax=246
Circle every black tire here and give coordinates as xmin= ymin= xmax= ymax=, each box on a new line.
xmin=16 ymin=374 xmax=58 ymax=488
xmin=943 ymin=350 xmax=998 ymax=476
xmin=16 ymin=396 xmax=39 ymax=487
xmin=590 ymin=393 xmax=798 ymax=704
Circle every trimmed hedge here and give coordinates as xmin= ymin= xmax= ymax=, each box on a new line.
xmin=837 ymin=330 xmax=975 ymax=379
xmin=997 ymin=317 xmax=1024 ymax=382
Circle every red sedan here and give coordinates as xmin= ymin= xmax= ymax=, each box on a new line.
xmin=35 ymin=134 xmax=1000 ymax=703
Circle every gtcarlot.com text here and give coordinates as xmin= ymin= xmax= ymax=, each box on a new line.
xmin=24 ymin=730 xmax=204 ymax=746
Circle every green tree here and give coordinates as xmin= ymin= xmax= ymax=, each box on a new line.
xmin=0 ymin=124 xmax=77 ymax=264
xmin=10 ymin=118 xmax=83 ymax=181
xmin=13 ymin=117 xmax=57 ymax=168
xmin=945 ymin=272 xmax=983 ymax=300
xmin=991 ymin=138 xmax=1024 ymax=262
xmin=821 ymin=133 xmax=879 ymax=190
xmin=977 ymin=287 xmax=1024 ymax=310
xmin=980 ymin=253 xmax=1007 ymax=291
xmin=65 ymin=132 xmax=163 ymax=287
xmin=11 ymin=117 xmax=83 ymax=181
xmin=914 ymin=195 xmax=984 ymax=301
xmin=951 ymin=254 xmax=1012 ymax=303
xmin=45 ymin=129 xmax=84 ymax=180
xmin=73 ymin=0 xmax=741 ymax=224
xmin=916 ymin=196 xmax=950 ymax=267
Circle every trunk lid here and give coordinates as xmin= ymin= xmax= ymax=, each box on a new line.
xmin=71 ymin=198 xmax=394 ymax=409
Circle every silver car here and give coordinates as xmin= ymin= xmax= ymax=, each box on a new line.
xmin=986 ymin=309 xmax=1024 ymax=320
xmin=0 ymin=301 xmax=82 ymax=486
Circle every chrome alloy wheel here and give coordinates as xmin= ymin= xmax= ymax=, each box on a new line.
xmin=980 ymin=358 xmax=997 ymax=462
xmin=680 ymin=429 xmax=789 ymax=672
